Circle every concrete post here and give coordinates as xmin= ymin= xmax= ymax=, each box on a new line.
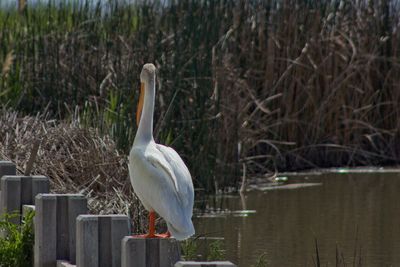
xmin=76 ymin=215 xmax=131 ymax=267
xmin=0 ymin=176 xmax=21 ymax=224
xmin=174 ymin=262 xmax=237 ymax=267
xmin=0 ymin=161 xmax=16 ymax=181
xmin=67 ymin=195 xmax=87 ymax=264
xmin=76 ymin=215 xmax=98 ymax=267
xmin=121 ymin=237 xmax=145 ymax=267
xmin=0 ymin=161 xmax=16 ymax=220
xmin=22 ymin=204 xmax=36 ymax=217
xmin=32 ymin=176 xmax=50 ymax=200
xmin=22 ymin=204 xmax=36 ymax=226
xmin=0 ymin=175 xmax=49 ymax=224
xmin=34 ymin=194 xmax=88 ymax=267
xmin=121 ymin=237 xmax=181 ymax=267
xmin=57 ymin=260 xmax=77 ymax=267
xmin=110 ymin=216 xmax=131 ymax=267
xmin=35 ymin=194 xmax=57 ymax=267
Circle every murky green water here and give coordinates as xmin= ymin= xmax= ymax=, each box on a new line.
xmin=194 ymin=171 xmax=400 ymax=266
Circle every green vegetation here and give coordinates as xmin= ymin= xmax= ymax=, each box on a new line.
xmin=181 ymin=238 xmax=225 ymax=261
xmin=207 ymin=240 xmax=225 ymax=261
xmin=253 ymin=253 xmax=268 ymax=267
xmin=1 ymin=0 xmax=400 ymax=192
xmin=313 ymin=238 xmax=363 ymax=267
xmin=181 ymin=238 xmax=198 ymax=261
xmin=0 ymin=211 xmax=34 ymax=267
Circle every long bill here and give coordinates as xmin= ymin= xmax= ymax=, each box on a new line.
xmin=136 ymin=82 xmax=145 ymax=126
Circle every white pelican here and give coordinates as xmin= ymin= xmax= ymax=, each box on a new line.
xmin=128 ymin=63 xmax=195 ymax=240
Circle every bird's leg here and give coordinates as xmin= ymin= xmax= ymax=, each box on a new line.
xmin=131 ymin=211 xmax=156 ymax=238
xmin=132 ymin=211 xmax=170 ymax=239
xmin=148 ymin=212 xmax=170 ymax=238
xmin=147 ymin=211 xmax=156 ymax=238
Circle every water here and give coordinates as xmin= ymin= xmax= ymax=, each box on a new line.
xmin=194 ymin=171 xmax=400 ymax=266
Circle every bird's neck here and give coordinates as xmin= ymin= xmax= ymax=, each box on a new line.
xmin=135 ymin=79 xmax=155 ymax=145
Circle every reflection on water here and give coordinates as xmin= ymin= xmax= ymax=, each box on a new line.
xmin=194 ymin=172 xmax=400 ymax=266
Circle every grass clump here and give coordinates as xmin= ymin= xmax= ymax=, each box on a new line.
xmin=253 ymin=253 xmax=268 ymax=267
xmin=0 ymin=211 xmax=34 ymax=267
xmin=181 ymin=238 xmax=226 ymax=262
xmin=207 ymin=240 xmax=225 ymax=261
xmin=181 ymin=238 xmax=198 ymax=261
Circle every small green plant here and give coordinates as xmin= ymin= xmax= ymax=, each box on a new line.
xmin=253 ymin=252 xmax=268 ymax=267
xmin=0 ymin=211 xmax=34 ymax=267
xmin=207 ymin=240 xmax=225 ymax=261
xmin=181 ymin=238 xmax=198 ymax=261
xmin=181 ymin=238 xmax=226 ymax=261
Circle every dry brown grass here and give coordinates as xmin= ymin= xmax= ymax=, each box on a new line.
xmin=0 ymin=109 xmax=154 ymax=233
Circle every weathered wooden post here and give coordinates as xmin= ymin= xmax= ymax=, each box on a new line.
xmin=174 ymin=262 xmax=237 ymax=267
xmin=35 ymin=194 xmax=87 ymax=267
xmin=121 ymin=236 xmax=181 ymax=267
xmin=76 ymin=214 xmax=130 ymax=267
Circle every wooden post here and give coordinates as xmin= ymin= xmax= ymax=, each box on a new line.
xmin=121 ymin=237 xmax=181 ymax=267
xmin=76 ymin=215 xmax=131 ymax=267
xmin=34 ymin=194 xmax=87 ymax=267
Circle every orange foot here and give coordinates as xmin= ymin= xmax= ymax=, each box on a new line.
xmin=131 ymin=212 xmax=171 ymax=239
xmin=132 ymin=231 xmax=171 ymax=239
xmin=132 ymin=233 xmax=156 ymax=238
xmin=156 ymin=231 xmax=171 ymax=238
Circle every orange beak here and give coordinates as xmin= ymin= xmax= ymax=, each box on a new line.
xmin=136 ymin=82 xmax=145 ymax=126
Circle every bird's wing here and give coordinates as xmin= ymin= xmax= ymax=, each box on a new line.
xmin=130 ymin=146 xmax=181 ymax=213
xmin=146 ymin=152 xmax=179 ymax=194
xmin=155 ymin=144 xmax=194 ymax=207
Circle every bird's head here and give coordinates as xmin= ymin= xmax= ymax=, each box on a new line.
xmin=137 ymin=63 xmax=156 ymax=126
xmin=140 ymin=63 xmax=156 ymax=83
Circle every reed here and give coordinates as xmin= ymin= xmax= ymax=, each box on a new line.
xmin=1 ymin=0 xmax=400 ymax=192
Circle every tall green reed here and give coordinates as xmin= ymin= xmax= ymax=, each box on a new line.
xmin=1 ymin=0 xmax=400 ymax=191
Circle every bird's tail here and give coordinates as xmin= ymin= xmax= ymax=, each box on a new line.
xmin=167 ymin=220 xmax=195 ymax=241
